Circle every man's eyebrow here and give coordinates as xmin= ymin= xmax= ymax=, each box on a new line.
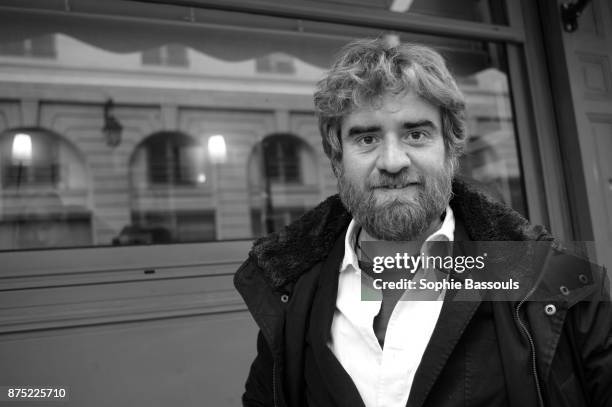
xmin=346 ymin=125 xmax=381 ymax=137
xmin=402 ymin=120 xmax=437 ymax=130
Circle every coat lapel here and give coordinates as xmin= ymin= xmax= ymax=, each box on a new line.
xmin=308 ymin=230 xmax=367 ymax=407
xmin=407 ymin=218 xmax=482 ymax=407
xmin=406 ymin=296 xmax=481 ymax=407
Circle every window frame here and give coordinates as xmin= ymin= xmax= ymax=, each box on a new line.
xmin=137 ymin=0 xmax=522 ymax=42
xmin=0 ymin=0 xmax=571 ymax=273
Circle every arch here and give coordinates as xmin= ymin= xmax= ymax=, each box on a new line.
xmin=0 ymin=127 xmax=92 ymax=250
xmin=0 ymin=126 xmax=88 ymax=190
xmin=125 ymin=131 xmax=215 ymax=244
xmin=247 ymin=132 xmax=320 ymax=236
xmin=247 ymin=133 xmax=318 ymax=189
xmin=129 ymin=130 xmax=205 ymax=188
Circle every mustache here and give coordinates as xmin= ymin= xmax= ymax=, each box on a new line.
xmin=367 ymin=170 xmax=423 ymax=188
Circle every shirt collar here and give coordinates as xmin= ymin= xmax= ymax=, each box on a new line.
xmin=341 ymin=205 xmax=455 ymax=274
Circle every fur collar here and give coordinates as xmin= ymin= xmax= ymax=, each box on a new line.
xmin=249 ymin=178 xmax=551 ymax=289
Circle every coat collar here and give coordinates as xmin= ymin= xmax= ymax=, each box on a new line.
xmin=248 ymin=178 xmax=553 ymax=290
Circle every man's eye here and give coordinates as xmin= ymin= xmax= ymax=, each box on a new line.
xmin=357 ymin=135 xmax=377 ymax=145
xmin=405 ymin=131 xmax=427 ymax=142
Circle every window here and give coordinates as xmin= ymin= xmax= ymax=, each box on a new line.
xmin=256 ymin=53 xmax=296 ymax=75
xmin=248 ymin=134 xmax=320 ymax=235
xmin=126 ymin=131 xmax=215 ymax=245
xmin=0 ymin=34 xmax=56 ymax=58
xmin=458 ymin=64 xmax=527 ymax=216
xmin=262 ymin=135 xmax=302 ymax=184
xmin=3 ymin=207 xmax=92 ymax=250
xmin=304 ymin=0 xmax=508 ymax=24
xmin=142 ymin=44 xmax=189 ymax=67
xmin=0 ymin=128 xmax=91 ymax=250
xmin=143 ymin=132 xmax=200 ymax=186
xmin=0 ymin=0 xmax=540 ymax=249
xmin=2 ymin=162 xmax=60 ymax=188
xmin=1 ymin=130 xmax=59 ymax=188
xmin=113 ymin=210 xmax=216 ymax=244
xmin=0 ymin=128 xmax=88 ymax=190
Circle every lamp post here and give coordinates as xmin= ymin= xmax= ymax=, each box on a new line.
xmin=260 ymin=139 xmax=275 ymax=234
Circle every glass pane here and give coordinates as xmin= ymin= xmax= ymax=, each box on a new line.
xmin=391 ymin=0 xmax=507 ymax=24
xmin=0 ymin=0 xmax=526 ymax=250
xmin=299 ymin=0 xmax=508 ymax=25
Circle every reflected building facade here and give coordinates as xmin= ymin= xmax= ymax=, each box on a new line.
xmin=0 ymin=6 xmax=524 ymax=250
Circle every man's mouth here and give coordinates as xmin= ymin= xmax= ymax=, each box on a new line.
xmin=375 ymin=182 xmax=420 ymax=190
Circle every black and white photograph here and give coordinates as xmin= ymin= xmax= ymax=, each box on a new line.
xmin=0 ymin=0 xmax=611 ymax=406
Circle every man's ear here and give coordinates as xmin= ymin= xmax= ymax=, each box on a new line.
xmin=331 ymin=160 xmax=342 ymax=178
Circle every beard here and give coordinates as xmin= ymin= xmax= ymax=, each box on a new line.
xmin=338 ymin=162 xmax=454 ymax=241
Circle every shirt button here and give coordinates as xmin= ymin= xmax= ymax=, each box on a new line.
xmin=544 ymin=304 xmax=556 ymax=316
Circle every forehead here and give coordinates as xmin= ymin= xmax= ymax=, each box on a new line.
xmin=342 ymin=91 xmax=440 ymax=131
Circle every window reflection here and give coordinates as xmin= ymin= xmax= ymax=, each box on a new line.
xmin=256 ymin=53 xmax=296 ymax=75
xmin=459 ymin=66 xmax=527 ymax=216
xmin=142 ymin=44 xmax=189 ymax=67
xmin=0 ymin=128 xmax=91 ymax=250
xmin=3 ymin=131 xmax=57 ymax=188
xmin=123 ymin=131 xmax=215 ymax=244
xmin=263 ymin=135 xmax=303 ymax=184
xmin=248 ymin=134 xmax=319 ymax=236
xmin=0 ymin=1 xmax=528 ymax=250
xmin=0 ymin=34 xmax=56 ymax=59
xmin=144 ymin=132 xmax=201 ymax=185
xmin=389 ymin=0 xmax=507 ymax=24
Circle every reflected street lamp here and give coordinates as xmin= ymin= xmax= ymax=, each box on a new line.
xmin=11 ymin=132 xmax=32 ymax=189
xmin=208 ymin=134 xmax=227 ymax=164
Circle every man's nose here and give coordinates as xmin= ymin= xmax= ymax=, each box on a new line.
xmin=376 ymin=134 xmax=411 ymax=173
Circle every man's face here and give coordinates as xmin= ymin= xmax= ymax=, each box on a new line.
xmin=338 ymin=90 xmax=453 ymax=241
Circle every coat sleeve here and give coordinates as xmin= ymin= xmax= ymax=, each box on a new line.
xmin=570 ymin=274 xmax=612 ymax=407
xmin=242 ymin=330 xmax=275 ymax=407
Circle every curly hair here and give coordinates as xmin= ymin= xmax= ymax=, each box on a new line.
xmin=313 ymin=37 xmax=467 ymax=175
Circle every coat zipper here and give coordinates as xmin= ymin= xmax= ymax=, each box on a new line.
xmin=514 ymin=293 xmax=545 ymax=407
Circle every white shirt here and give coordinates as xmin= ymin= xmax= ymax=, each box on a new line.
xmin=328 ymin=207 xmax=455 ymax=407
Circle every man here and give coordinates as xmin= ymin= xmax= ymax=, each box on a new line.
xmin=234 ymin=37 xmax=611 ymax=407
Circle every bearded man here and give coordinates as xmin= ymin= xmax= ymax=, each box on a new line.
xmin=234 ymin=37 xmax=612 ymax=407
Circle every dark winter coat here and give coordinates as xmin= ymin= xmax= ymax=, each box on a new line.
xmin=234 ymin=179 xmax=612 ymax=407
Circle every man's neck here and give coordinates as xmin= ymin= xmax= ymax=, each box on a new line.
xmin=357 ymin=217 xmax=444 ymax=252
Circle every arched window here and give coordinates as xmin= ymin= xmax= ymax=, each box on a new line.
xmin=262 ymin=134 xmax=303 ymax=184
xmin=0 ymin=128 xmax=91 ymax=250
xmin=248 ymin=133 xmax=319 ymax=236
xmin=2 ymin=128 xmax=65 ymax=188
xmin=0 ymin=127 xmax=88 ymax=191
xmin=132 ymin=131 xmax=203 ymax=186
xmin=126 ymin=131 xmax=215 ymax=244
